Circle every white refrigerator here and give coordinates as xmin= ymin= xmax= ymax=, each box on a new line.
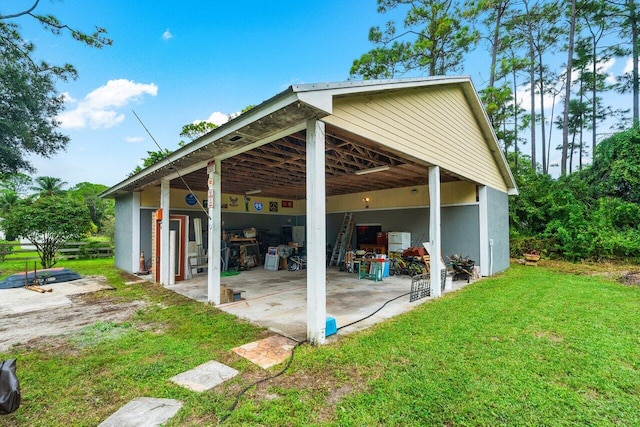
xmin=292 ymin=226 xmax=305 ymax=246
xmin=388 ymin=232 xmax=411 ymax=252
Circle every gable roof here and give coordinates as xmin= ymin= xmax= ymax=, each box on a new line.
xmin=101 ymin=76 xmax=517 ymax=199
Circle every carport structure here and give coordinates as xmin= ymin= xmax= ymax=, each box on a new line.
xmin=102 ymin=76 xmax=517 ymax=345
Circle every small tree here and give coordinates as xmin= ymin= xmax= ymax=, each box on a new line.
xmin=1 ymin=196 xmax=92 ymax=268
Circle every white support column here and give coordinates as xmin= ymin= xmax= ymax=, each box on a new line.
xmin=306 ymin=119 xmax=327 ymax=345
xmin=131 ymin=191 xmax=141 ymax=272
xmin=478 ymin=185 xmax=490 ymax=277
xmin=429 ymin=166 xmax=443 ymax=297
xmin=160 ymin=179 xmax=171 ymax=286
xmin=207 ymin=159 xmax=222 ymax=305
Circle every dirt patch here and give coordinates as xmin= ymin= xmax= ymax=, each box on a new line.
xmin=0 ymin=278 xmax=148 ymax=353
xmin=618 ymin=271 xmax=640 ymax=287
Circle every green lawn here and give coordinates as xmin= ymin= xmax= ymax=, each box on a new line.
xmin=1 ymin=261 xmax=639 ymax=426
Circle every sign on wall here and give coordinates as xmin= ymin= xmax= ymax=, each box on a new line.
xmin=185 ymin=193 xmax=198 ymax=206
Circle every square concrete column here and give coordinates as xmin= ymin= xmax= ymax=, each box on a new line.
xmin=207 ymin=159 xmax=222 ymax=305
xmin=306 ymin=119 xmax=327 ymax=345
xmin=478 ymin=185 xmax=489 ymax=276
xmin=131 ymin=192 xmax=141 ymax=272
xmin=429 ymin=166 xmax=443 ymax=296
xmin=160 ymin=179 xmax=171 ymax=286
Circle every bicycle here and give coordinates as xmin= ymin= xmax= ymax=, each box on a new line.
xmin=287 ymin=255 xmax=307 ymax=271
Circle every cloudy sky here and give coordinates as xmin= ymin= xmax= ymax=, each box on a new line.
xmin=10 ymin=0 xmax=395 ymax=187
xmin=8 ymin=1 xmax=634 ymax=187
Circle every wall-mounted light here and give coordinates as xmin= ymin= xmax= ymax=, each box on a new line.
xmin=411 ymin=189 xmax=418 ymax=195
xmin=354 ymin=165 xmax=390 ymax=175
xmin=363 ymin=197 xmax=370 ymax=209
xmin=245 ymin=189 xmax=262 ymax=195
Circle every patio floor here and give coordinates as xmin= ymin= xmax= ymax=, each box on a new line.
xmin=165 ymin=267 xmax=475 ymax=342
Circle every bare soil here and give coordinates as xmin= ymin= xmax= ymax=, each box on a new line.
xmin=0 ymin=277 xmax=147 ymax=353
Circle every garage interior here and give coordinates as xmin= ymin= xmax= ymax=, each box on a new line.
xmin=137 ymin=122 xmax=480 ymax=341
xmin=105 ymin=77 xmax=515 ymax=344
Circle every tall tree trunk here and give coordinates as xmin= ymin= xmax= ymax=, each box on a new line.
xmin=489 ymin=2 xmax=506 ymax=88
xmin=569 ymin=132 xmax=576 ymax=173
xmin=523 ymin=0 xmax=537 ymax=169
xmin=547 ymin=90 xmax=558 ymax=170
xmin=538 ymin=53 xmax=548 ymax=174
xmin=561 ymin=0 xmax=577 ymax=175
xmin=591 ymin=40 xmax=598 ymax=157
xmin=579 ymin=80 xmax=585 ymax=170
xmin=513 ymin=68 xmax=519 ymax=171
xmin=631 ymin=0 xmax=639 ymax=125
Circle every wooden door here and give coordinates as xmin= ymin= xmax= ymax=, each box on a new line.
xmin=154 ymin=215 xmax=187 ymax=282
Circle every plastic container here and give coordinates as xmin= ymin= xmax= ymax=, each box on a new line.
xmin=326 ymin=316 xmax=337 ymax=336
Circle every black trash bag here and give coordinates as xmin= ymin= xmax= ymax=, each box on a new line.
xmin=0 ymin=359 xmax=20 ymax=415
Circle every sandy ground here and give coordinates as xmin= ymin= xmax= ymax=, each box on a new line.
xmin=0 ymin=276 xmax=146 ymax=353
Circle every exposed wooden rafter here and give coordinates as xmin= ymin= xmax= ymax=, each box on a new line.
xmin=169 ymin=124 xmax=464 ymax=199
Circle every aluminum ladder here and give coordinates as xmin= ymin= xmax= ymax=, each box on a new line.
xmin=329 ymin=212 xmax=354 ymax=266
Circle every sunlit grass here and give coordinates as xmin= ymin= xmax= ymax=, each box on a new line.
xmin=1 ymin=262 xmax=639 ymax=425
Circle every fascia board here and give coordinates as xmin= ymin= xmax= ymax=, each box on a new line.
xmin=101 ymin=89 xmax=300 ymax=198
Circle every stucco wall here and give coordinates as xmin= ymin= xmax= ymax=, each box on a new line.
xmin=140 ymin=208 xmax=153 ymax=270
xmin=114 ymin=194 xmax=134 ymax=271
xmin=327 ymin=205 xmax=480 ymax=265
xmin=487 ymin=186 xmax=510 ymax=274
xmin=441 ymin=205 xmax=480 ymax=265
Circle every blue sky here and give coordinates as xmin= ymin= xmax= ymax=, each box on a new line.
xmin=12 ymin=0 xmax=403 ymax=188
xmin=8 ymin=1 xmax=635 ymax=187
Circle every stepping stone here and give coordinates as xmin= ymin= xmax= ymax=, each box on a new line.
xmin=98 ymin=397 xmax=182 ymax=427
xmin=232 ymin=335 xmax=297 ymax=369
xmin=170 ymin=360 xmax=239 ymax=392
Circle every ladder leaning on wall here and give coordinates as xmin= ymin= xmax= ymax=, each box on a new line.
xmin=329 ymin=212 xmax=354 ymax=267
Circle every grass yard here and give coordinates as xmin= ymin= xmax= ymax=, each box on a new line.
xmin=1 ymin=260 xmax=639 ymax=425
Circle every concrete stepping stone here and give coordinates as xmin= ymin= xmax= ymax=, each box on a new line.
xmin=170 ymin=360 xmax=239 ymax=392
xmin=98 ymin=397 xmax=182 ymax=427
xmin=232 ymin=335 xmax=297 ymax=369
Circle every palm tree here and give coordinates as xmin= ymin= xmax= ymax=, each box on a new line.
xmin=31 ymin=176 xmax=67 ymax=197
xmin=0 ymin=190 xmax=18 ymax=213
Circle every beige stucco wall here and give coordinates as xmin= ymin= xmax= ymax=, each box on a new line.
xmin=140 ymin=187 xmax=306 ymax=215
xmin=323 ymin=85 xmax=508 ymax=192
xmin=139 ymin=181 xmax=476 ymax=215
xmin=326 ymin=181 xmax=476 ymax=212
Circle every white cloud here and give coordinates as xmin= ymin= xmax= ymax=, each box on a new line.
xmin=623 ymin=57 xmax=635 ymax=74
xmin=206 ymin=112 xmax=230 ymax=126
xmin=125 ymin=136 xmax=144 ymax=143
xmin=514 ymin=84 xmax=562 ymax=114
xmin=590 ymin=57 xmax=617 ymax=85
xmin=60 ymin=91 xmax=76 ymax=103
xmin=162 ymin=29 xmax=173 ymax=40
xmin=58 ymin=79 xmax=158 ymax=129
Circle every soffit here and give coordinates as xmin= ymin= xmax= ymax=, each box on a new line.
xmin=169 ymin=124 xmax=465 ymax=199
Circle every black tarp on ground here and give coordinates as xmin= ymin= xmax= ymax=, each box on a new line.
xmin=0 ymin=268 xmax=82 ymax=290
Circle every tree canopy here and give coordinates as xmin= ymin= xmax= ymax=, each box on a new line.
xmin=352 ymin=0 xmax=639 ymax=175
xmin=0 ymin=1 xmax=111 ymax=174
xmin=1 ymin=195 xmax=93 ymax=268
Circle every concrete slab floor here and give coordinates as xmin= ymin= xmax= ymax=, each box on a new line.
xmin=166 ymin=267 xmax=475 ymax=342
xmin=98 ymin=397 xmax=182 ymax=427
xmin=0 ymin=278 xmax=114 ymax=316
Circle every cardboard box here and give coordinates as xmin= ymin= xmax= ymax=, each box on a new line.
xmin=220 ymin=285 xmax=234 ymax=304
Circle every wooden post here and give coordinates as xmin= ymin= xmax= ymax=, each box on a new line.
xmin=478 ymin=186 xmax=489 ymax=277
xmin=429 ymin=166 xmax=443 ymax=297
xmin=306 ymin=119 xmax=327 ymax=345
xmin=159 ymin=179 xmax=171 ymax=286
xmin=207 ymin=159 xmax=222 ymax=305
